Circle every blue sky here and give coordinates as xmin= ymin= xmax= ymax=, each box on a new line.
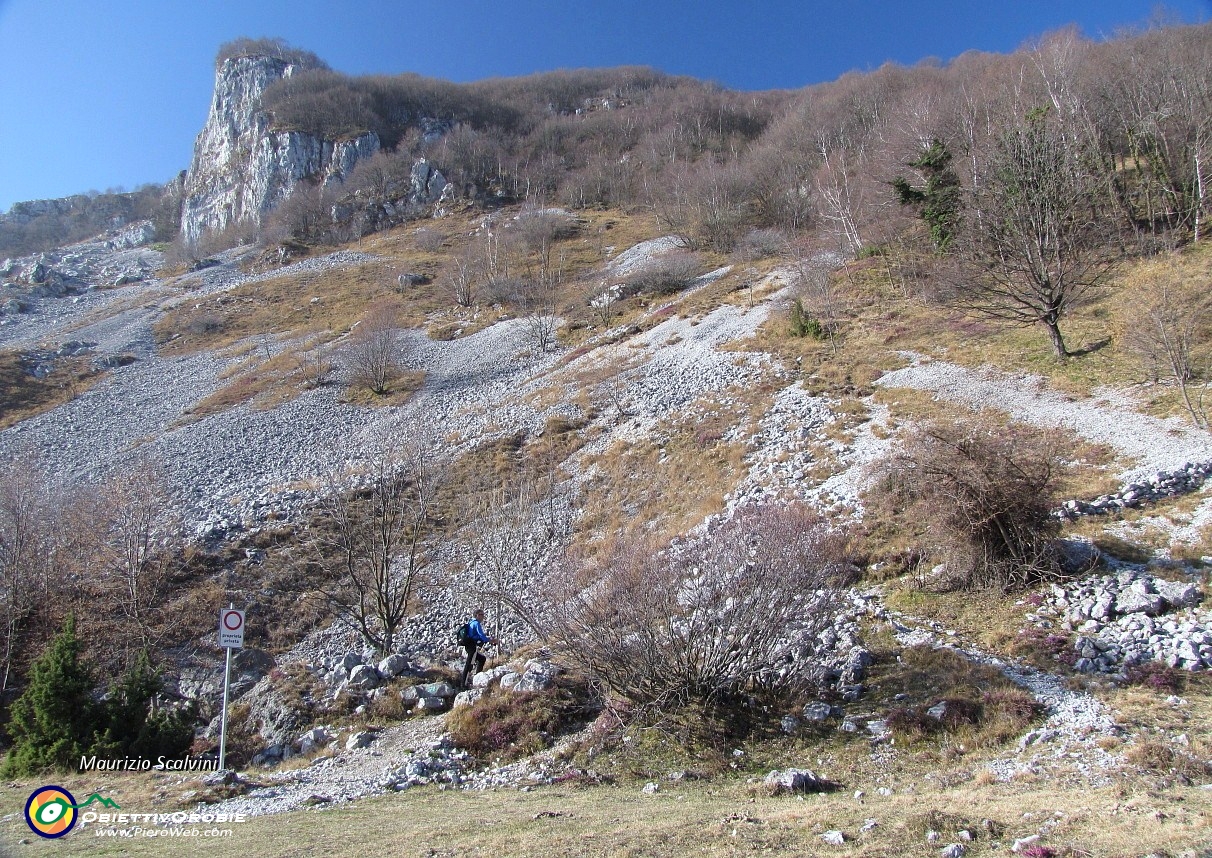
xmin=0 ymin=0 xmax=1209 ymax=212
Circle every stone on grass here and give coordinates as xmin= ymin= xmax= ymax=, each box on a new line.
xmin=763 ymin=768 xmax=825 ymax=794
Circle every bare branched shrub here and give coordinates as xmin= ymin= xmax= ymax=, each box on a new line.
xmin=413 ymin=228 xmax=446 ymax=253
xmin=345 ymin=301 xmax=403 ymax=395
xmin=292 ymin=345 xmax=335 ymax=389
xmin=877 ymin=421 xmax=1064 ymax=590
xmin=444 ymin=246 xmax=481 ymax=308
xmin=789 ymin=251 xmax=846 ymax=348
xmin=733 ymin=228 xmax=787 ymax=261
xmin=71 ymin=460 xmax=184 ymax=663
xmin=539 ymin=504 xmax=849 ymax=718
xmin=621 ymin=251 xmax=704 ymax=298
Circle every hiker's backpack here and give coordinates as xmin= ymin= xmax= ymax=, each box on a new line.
xmin=456 ymin=622 xmax=472 ymax=647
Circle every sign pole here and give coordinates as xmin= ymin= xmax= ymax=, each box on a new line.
xmin=216 ymin=602 xmax=244 ymax=772
xmin=218 ymin=629 xmax=232 ymax=771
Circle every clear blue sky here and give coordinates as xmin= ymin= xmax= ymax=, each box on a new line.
xmin=1 ymin=0 xmax=1208 ymax=212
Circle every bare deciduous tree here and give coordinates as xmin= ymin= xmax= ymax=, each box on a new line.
xmin=0 ymin=456 xmax=54 ymax=697
xmin=75 ymin=462 xmax=182 ymax=656
xmin=539 ymin=504 xmax=848 ymax=717
xmin=956 ymin=108 xmax=1112 ymax=358
xmin=1122 ymin=273 xmax=1212 ymax=428
xmin=310 ymin=445 xmax=440 ymax=654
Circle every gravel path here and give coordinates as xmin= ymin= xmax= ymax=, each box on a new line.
xmin=878 ymin=357 xmax=1212 ymax=481
xmin=885 ymin=602 xmax=1121 ymax=783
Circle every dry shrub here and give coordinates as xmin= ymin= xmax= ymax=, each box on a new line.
xmin=539 ymin=503 xmax=850 ymax=720
xmin=1124 ymin=739 xmax=1212 ymax=781
xmin=876 ymin=419 xmax=1065 ymax=590
xmin=345 ymin=300 xmax=404 ymax=395
xmin=887 ymin=697 xmax=982 ymax=742
xmin=622 ymin=251 xmax=704 ymax=297
xmin=446 ymin=683 xmax=589 ymax=762
xmin=980 ymin=687 xmax=1044 ymax=742
xmin=1124 ymin=660 xmax=1187 ymax=694
xmin=733 ymin=228 xmax=787 ymax=261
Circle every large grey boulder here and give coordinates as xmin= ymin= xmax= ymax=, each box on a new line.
xmin=802 ymin=701 xmax=838 ymax=722
xmin=1156 ymin=579 xmax=1201 ymax=609
xmin=764 ymin=768 xmax=827 ymax=795
xmin=347 ymin=664 xmax=382 ymax=690
xmin=513 ymin=660 xmax=560 ymax=692
xmin=377 ymin=654 xmax=410 ymax=678
xmin=1116 ymin=581 xmax=1165 ymax=616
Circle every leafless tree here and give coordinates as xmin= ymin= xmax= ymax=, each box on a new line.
xmin=310 ymin=445 xmax=440 ymax=654
xmin=293 ymin=340 xmax=335 ymax=389
xmin=539 ymin=504 xmax=848 ymax=717
xmin=1122 ymin=272 xmax=1212 ymax=428
xmin=790 ymin=249 xmax=846 ymax=350
xmin=956 ymin=108 xmax=1112 ymax=358
xmin=346 ymin=301 xmax=403 ymax=394
xmin=0 ymin=456 xmax=55 ymax=697
xmin=74 ymin=462 xmax=183 ymax=655
xmin=462 ymin=478 xmax=550 ymax=651
xmin=445 ymin=249 xmax=480 ymax=308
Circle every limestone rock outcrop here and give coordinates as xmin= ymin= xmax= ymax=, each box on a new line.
xmin=180 ymin=54 xmax=379 ymax=244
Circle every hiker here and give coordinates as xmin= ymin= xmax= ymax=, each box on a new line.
xmin=460 ymin=609 xmax=496 ymax=688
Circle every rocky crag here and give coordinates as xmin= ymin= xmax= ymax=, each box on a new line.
xmin=179 ymin=54 xmax=380 ymax=244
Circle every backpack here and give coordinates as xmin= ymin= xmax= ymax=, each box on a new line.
xmin=456 ymin=622 xmax=472 ymax=647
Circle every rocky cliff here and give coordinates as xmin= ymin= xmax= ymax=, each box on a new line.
xmin=180 ymin=54 xmax=379 ymax=244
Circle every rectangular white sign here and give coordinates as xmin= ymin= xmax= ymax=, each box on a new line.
xmin=218 ymin=608 xmax=245 ymax=648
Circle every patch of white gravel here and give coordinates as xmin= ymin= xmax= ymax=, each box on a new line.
xmin=877 ymin=358 xmax=1212 ymax=481
xmin=604 ymin=235 xmax=687 ymax=276
xmin=807 ymin=401 xmax=894 ymax=515
xmin=886 ymin=604 xmax=1121 ymax=783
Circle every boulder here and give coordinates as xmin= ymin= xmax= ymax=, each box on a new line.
xmin=513 ymin=661 xmax=559 ymax=692
xmin=414 ymin=696 xmax=445 ymax=713
xmin=452 ymin=689 xmax=484 ymax=709
xmin=764 ymin=768 xmax=826 ymax=794
xmin=471 ymin=665 xmax=512 ymax=688
xmin=348 ymin=664 xmax=382 ymax=690
xmin=377 ymin=654 xmax=410 ymax=678
xmin=296 ymin=727 xmax=332 ymax=755
xmin=1156 ymin=579 xmax=1201 ymax=609
xmin=420 ymin=681 xmax=458 ymax=699
xmin=1116 ymin=582 xmax=1165 ymax=616
xmin=802 ymin=701 xmax=837 ymax=722
xmin=346 ymin=730 xmax=377 ymax=751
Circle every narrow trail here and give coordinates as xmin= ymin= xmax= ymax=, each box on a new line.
xmin=875 ymin=589 xmax=1122 ymax=783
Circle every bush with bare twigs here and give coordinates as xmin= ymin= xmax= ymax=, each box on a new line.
xmin=538 ymin=504 xmax=849 ymax=721
xmin=876 ymin=420 xmax=1065 ymax=590
xmin=345 ymin=301 xmax=404 ymax=395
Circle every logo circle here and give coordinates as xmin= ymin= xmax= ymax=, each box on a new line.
xmin=24 ymin=786 xmax=76 ymax=838
xmin=222 ymin=610 xmax=242 ymax=631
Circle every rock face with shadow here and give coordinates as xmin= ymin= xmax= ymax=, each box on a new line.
xmin=180 ymin=53 xmax=380 ymax=244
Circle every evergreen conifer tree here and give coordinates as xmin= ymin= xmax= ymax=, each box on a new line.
xmin=2 ymin=615 xmax=100 ymax=776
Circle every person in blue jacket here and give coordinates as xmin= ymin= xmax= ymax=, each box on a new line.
xmin=460 ymin=609 xmax=496 ymax=688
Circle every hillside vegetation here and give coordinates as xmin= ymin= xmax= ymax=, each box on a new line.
xmin=0 ymin=20 xmax=1211 ymax=857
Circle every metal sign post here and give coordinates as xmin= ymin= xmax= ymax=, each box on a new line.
xmin=217 ymin=605 xmax=245 ymax=772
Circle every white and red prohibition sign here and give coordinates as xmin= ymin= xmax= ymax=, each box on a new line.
xmin=218 ymin=608 xmax=245 ymax=648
